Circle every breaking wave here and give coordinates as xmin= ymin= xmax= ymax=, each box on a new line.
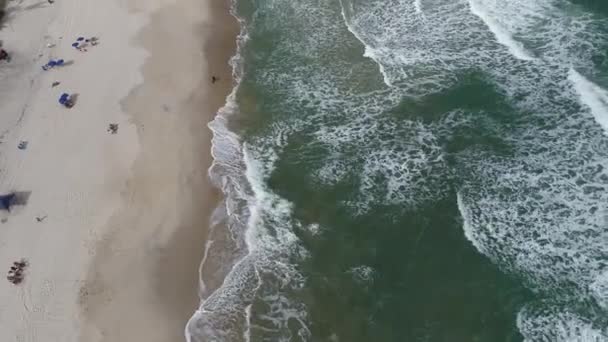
xmin=188 ymin=0 xmax=608 ymax=340
xmin=570 ymin=69 xmax=608 ymax=135
xmin=467 ymin=0 xmax=535 ymax=61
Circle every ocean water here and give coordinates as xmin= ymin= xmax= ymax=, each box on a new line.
xmin=187 ymin=0 xmax=608 ymax=341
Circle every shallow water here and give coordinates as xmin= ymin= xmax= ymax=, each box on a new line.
xmin=187 ymin=0 xmax=608 ymax=340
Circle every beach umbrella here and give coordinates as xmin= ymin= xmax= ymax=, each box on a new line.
xmin=59 ymin=93 xmax=69 ymax=104
xmin=0 ymin=193 xmax=15 ymax=211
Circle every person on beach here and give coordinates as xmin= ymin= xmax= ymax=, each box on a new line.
xmin=7 ymin=259 xmax=28 ymax=285
xmin=72 ymin=37 xmax=98 ymax=52
xmin=85 ymin=37 xmax=99 ymax=46
xmin=0 ymin=48 xmax=9 ymax=61
xmin=59 ymin=93 xmax=75 ymax=108
xmin=72 ymin=42 xmax=87 ymax=52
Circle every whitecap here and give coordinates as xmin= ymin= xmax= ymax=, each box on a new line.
xmin=467 ymin=0 xmax=534 ymax=61
xmin=517 ymin=304 xmax=608 ymax=342
xmin=569 ymin=69 xmax=608 ymax=136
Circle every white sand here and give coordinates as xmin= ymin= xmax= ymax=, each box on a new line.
xmin=0 ymin=0 xmax=236 ymax=341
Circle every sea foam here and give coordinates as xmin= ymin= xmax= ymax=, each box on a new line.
xmin=569 ymin=69 xmax=608 ymax=136
xmin=467 ymin=0 xmax=535 ymax=61
xmin=191 ymin=0 xmax=608 ymax=339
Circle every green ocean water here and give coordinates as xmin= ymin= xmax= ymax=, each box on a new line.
xmin=187 ymin=0 xmax=608 ymax=341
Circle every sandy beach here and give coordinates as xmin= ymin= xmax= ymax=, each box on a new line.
xmin=0 ymin=0 xmax=237 ymax=341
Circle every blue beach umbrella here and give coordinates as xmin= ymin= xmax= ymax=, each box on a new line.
xmin=42 ymin=59 xmax=65 ymax=70
xmin=59 ymin=93 xmax=69 ymax=104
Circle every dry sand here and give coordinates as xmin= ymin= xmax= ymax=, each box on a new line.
xmin=0 ymin=0 xmax=237 ymax=341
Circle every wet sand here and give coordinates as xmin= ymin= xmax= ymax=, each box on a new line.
xmin=79 ymin=0 xmax=238 ymax=341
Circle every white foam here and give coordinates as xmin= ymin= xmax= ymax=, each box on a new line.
xmin=456 ymin=192 xmax=486 ymax=256
xmin=304 ymin=223 xmax=321 ymax=236
xmin=198 ymin=238 xmax=214 ymax=295
xmin=569 ymin=69 xmax=608 ymax=136
xmin=517 ymin=305 xmax=608 ymax=342
xmin=348 ymin=265 xmax=375 ymax=285
xmin=205 ymin=142 xmax=310 ymax=341
xmin=187 ymin=2 xmax=260 ymax=340
xmin=243 ymin=302 xmax=253 ymax=342
xmin=336 ymin=0 xmax=506 ymax=92
xmin=413 ymin=0 xmax=422 ymax=14
xmin=191 ymin=0 xmax=608 ymax=339
xmin=457 ymin=115 xmax=608 ymax=338
xmin=314 ymin=158 xmax=349 ymax=187
xmin=590 ymin=270 xmax=608 ymax=310
xmin=339 ymin=0 xmax=393 ymax=87
xmin=466 ymin=0 xmax=608 ymax=70
xmin=467 ymin=0 xmax=535 ymax=61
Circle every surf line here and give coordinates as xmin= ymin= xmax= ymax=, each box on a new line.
xmin=414 ymin=0 xmax=422 ymax=14
xmin=467 ymin=0 xmax=535 ymax=61
xmin=338 ymin=0 xmax=393 ymax=87
xmin=569 ymin=68 xmax=608 ymax=136
xmin=456 ymin=191 xmax=488 ymax=256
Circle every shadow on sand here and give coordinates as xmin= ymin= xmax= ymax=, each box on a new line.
xmin=0 ymin=191 xmax=31 ymax=211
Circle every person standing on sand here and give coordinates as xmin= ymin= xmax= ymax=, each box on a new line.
xmin=0 ymin=41 xmax=8 ymax=62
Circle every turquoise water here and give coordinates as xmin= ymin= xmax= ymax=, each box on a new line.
xmin=187 ymin=0 xmax=608 ymax=341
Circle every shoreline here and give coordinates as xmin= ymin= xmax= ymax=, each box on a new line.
xmin=0 ymin=0 xmax=238 ymax=340
xmin=79 ymin=0 xmax=239 ymax=341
